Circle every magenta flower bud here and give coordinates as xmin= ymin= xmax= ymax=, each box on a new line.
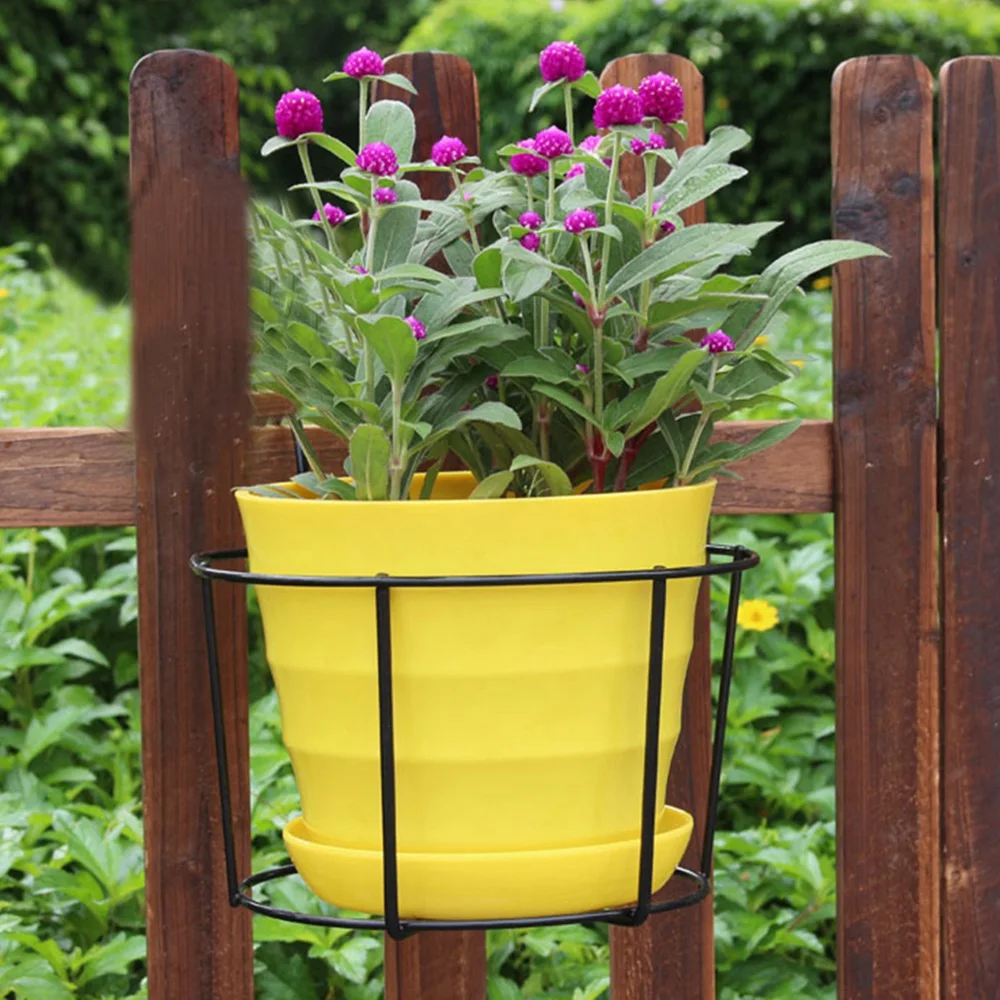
xmin=353 ymin=265 xmax=368 ymax=274
xmin=701 ymin=330 xmax=735 ymax=354
xmin=485 ymin=374 xmax=499 ymax=390
xmin=639 ymin=73 xmax=684 ymax=124
xmin=431 ymin=135 xmax=467 ymax=167
xmin=564 ymin=208 xmax=599 ymax=234
xmin=579 ymin=134 xmax=603 ymax=154
xmin=373 ymin=187 xmax=397 ymax=205
xmin=534 ymin=126 xmax=574 ymax=159
xmin=651 ymin=200 xmax=676 ymax=235
xmin=572 ymin=291 xmax=586 ymax=308
xmin=274 ymin=89 xmax=323 ymax=139
xmin=648 ymin=132 xmax=667 ymax=150
xmin=343 ymin=47 xmax=385 ymax=79
xmin=356 ymin=142 xmax=398 ymax=176
xmin=406 ymin=315 xmax=427 ymax=341
xmin=518 ymin=211 xmax=543 ymax=230
xmin=630 ymin=138 xmax=648 ymax=156
xmin=539 ymin=41 xmax=587 ymax=83
xmin=312 ymin=203 xmax=346 ymax=226
xmin=576 ymin=363 xmax=590 ymax=375
xmin=593 ymin=84 xmax=643 ymax=128
xmin=509 ymin=139 xmax=548 ymax=177
xmin=564 ymin=163 xmax=585 ymax=179
xmin=520 ymin=232 xmax=541 ymax=252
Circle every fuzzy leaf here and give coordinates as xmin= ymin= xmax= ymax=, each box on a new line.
xmin=510 ymin=455 xmax=574 ymax=496
xmin=365 ymin=99 xmax=416 ymax=164
xmin=624 ymin=347 xmax=706 ymax=438
xmin=356 ymin=315 xmax=418 ymax=385
xmin=349 ymin=425 xmax=391 ymax=501
xmin=470 ymin=470 xmax=514 ymax=499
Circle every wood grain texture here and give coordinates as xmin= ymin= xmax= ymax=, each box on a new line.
xmin=600 ymin=54 xmax=713 ymax=1000
xmin=376 ymin=51 xmax=486 ymax=1000
xmin=831 ymin=56 xmax=939 ymax=1000
xmin=0 ymin=420 xmax=833 ymax=528
xmin=938 ymin=56 xmax=1000 ymax=1000
xmin=130 ymin=50 xmax=253 ymax=1000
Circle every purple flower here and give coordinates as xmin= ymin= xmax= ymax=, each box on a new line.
xmin=564 ymin=163 xmax=585 ymax=179
xmin=431 ymin=135 xmax=467 ymax=167
xmin=373 ymin=187 xmax=397 ymax=205
xmin=579 ymin=134 xmax=603 ymax=154
xmin=312 ymin=203 xmax=346 ymax=225
xmin=630 ymin=138 xmax=648 ymax=155
xmin=593 ymin=84 xmax=642 ymax=128
xmin=639 ymin=73 xmax=684 ymax=124
xmin=533 ymin=126 xmax=574 ymax=159
xmin=648 ymin=132 xmax=667 ymax=150
xmin=701 ymin=330 xmax=735 ymax=354
xmin=485 ymin=374 xmax=499 ymax=390
xmin=353 ymin=265 xmax=368 ymax=274
xmin=509 ymin=139 xmax=548 ymax=177
xmin=518 ymin=211 xmax=543 ymax=230
xmin=651 ymin=200 xmax=676 ymax=235
xmin=564 ymin=208 xmax=599 ymax=234
xmin=572 ymin=291 xmax=586 ymax=308
xmin=520 ymin=232 xmax=541 ymax=251
xmin=356 ymin=142 xmax=398 ymax=176
xmin=539 ymin=41 xmax=587 ymax=83
xmin=274 ymin=90 xmax=323 ymax=139
xmin=406 ymin=315 xmax=427 ymax=341
xmin=576 ymin=363 xmax=590 ymax=374
xmin=343 ymin=47 xmax=385 ymax=79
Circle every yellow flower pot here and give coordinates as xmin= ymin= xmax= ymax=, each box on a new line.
xmin=236 ymin=473 xmax=715 ymax=919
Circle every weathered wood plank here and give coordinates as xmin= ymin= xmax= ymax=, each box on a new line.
xmin=600 ymin=53 xmax=714 ymax=1000
xmin=831 ymin=56 xmax=939 ymax=1000
xmin=384 ymin=931 xmax=487 ymax=1000
xmin=938 ymin=55 xmax=1000 ymax=1000
xmin=130 ymin=50 xmax=253 ymax=1000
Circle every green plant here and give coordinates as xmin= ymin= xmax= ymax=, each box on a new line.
xmin=404 ymin=0 xmax=1000 ymax=270
xmin=250 ymin=47 xmax=877 ymax=499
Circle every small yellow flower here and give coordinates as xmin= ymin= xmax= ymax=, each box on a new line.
xmin=754 ymin=334 xmax=768 ymax=347
xmin=789 ymin=359 xmax=805 ymax=369
xmin=812 ymin=275 xmax=832 ymax=290
xmin=737 ymin=598 xmax=780 ymax=632
xmin=0 ymin=288 xmax=9 ymax=300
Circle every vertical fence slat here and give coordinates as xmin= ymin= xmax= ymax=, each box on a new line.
xmin=375 ymin=52 xmax=487 ymax=1000
xmin=599 ymin=54 xmax=713 ymax=1000
xmin=130 ymin=51 xmax=253 ymax=1000
xmin=831 ymin=56 xmax=939 ymax=1000
xmin=939 ymin=55 xmax=1000 ymax=1000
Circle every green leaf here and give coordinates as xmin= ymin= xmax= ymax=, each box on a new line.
xmin=532 ymin=383 xmax=595 ymax=426
xmin=349 ymin=425 xmax=391 ymax=501
xmin=356 ymin=315 xmax=418 ymax=385
xmin=421 ymin=401 xmax=522 ymax=449
xmin=502 ymin=256 xmax=550 ymax=301
xmin=376 ymin=72 xmax=418 ymax=94
xmin=624 ymin=347 xmax=706 ymax=438
xmin=470 ymin=470 xmax=514 ymax=498
xmin=501 ymin=357 xmax=574 ymax=384
xmin=605 ymin=430 xmax=626 ymax=457
xmin=78 ymin=933 xmax=146 ymax=986
xmin=261 ymin=135 xmax=298 ymax=157
xmin=299 ymin=132 xmax=357 ymax=166
xmin=529 ymin=80 xmax=561 ymax=112
xmin=366 ymin=99 xmax=416 ymax=164
xmin=574 ymin=71 xmax=603 ymax=99
xmin=316 ymin=476 xmax=357 ymax=500
xmin=549 ymin=263 xmax=591 ymax=301
xmin=510 ymin=455 xmax=574 ymax=496
xmin=444 ymin=237 xmax=475 ymax=278
xmin=473 ymin=246 xmax=503 ymax=289
xmin=372 ymin=179 xmax=421 ymax=270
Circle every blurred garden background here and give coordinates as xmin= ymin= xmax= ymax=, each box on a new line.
xmin=2 ymin=0 xmax=998 ymax=997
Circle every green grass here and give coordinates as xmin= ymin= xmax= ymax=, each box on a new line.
xmin=0 ymin=263 xmax=838 ymax=999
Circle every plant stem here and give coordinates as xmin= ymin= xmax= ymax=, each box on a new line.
xmin=563 ymin=83 xmax=575 ymax=144
xmin=637 ymin=155 xmax=657 ymax=337
xmin=359 ymin=79 xmax=369 ymax=148
xmin=597 ymin=134 xmax=621 ymax=306
xmin=678 ymin=356 xmax=718 ymax=483
xmin=298 ymin=142 xmax=336 ymax=252
xmin=363 ymin=212 xmax=379 ymax=397
xmin=390 ymin=380 xmax=404 ymax=500
xmin=580 ymin=224 xmax=604 ymax=422
xmin=451 ymin=167 xmax=480 ymax=252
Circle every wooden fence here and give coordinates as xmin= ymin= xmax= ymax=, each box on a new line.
xmin=1 ymin=47 xmax=998 ymax=1000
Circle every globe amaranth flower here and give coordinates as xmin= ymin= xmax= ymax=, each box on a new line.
xmin=431 ymin=135 xmax=467 ymax=167
xmin=520 ymin=232 xmax=542 ymax=252
xmin=648 ymin=132 xmax=667 ymax=150
xmin=343 ymin=47 xmax=385 ymax=78
xmin=485 ymin=374 xmax=499 ymax=390
xmin=593 ymin=84 xmax=643 ymax=128
xmin=373 ymin=187 xmax=397 ymax=205
xmin=353 ymin=265 xmax=368 ymax=274
xmin=405 ymin=315 xmax=427 ymax=341
xmin=572 ymin=291 xmax=586 ymax=308
xmin=539 ymin=41 xmax=587 ymax=83
xmin=312 ymin=203 xmax=346 ymax=226
xmin=579 ymin=134 xmax=603 ymax=154
xmin=701 ymin=330 xmax=735 ymax=354
xmin=564 ymin=163 xmax=585 ymax=180
xmin=651 ymin=201 xmax=676 ymax=235
xmin=509 ymin=139 xmax=548 ymax=177
xmin=564 ymin=208 xmax=599 ymax=234
xmin=638 ymin=73 xmax=684 ymax=124
xmin=274 ymin=89 xmax=323 ymax=139
xmin=533 ymin=126 xmax=574 ymax=159
xmin=356 ymin=142 xmax=398 ymax=176
xmin=575 ymin=363 xmax=590 ymax=375
xmin=518 ymin=211 xmax=543 ymax=230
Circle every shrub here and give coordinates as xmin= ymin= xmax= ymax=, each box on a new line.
xmin=403 ymin=0 xmax=1000 ymax=268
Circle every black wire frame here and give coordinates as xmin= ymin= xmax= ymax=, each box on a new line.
xmin=190 ymin=542 xmax=758 ymax=941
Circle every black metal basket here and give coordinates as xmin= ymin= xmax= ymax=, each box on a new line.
xmin=191 ymin=541 xmax=757 ymax=940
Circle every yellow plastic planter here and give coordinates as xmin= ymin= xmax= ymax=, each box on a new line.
xmin=237 ymin=473 xmax=715 ymax=919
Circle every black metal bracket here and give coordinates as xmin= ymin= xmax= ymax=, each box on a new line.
xmin=191 ymin=542 xmax=757 ymax=940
